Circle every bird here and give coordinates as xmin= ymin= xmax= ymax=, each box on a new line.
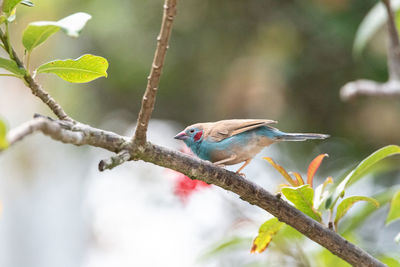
xmin=174 ymin=119 xmax=329 ymax=174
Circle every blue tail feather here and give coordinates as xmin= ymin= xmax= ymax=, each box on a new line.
xmin=256 ymin=126 xmax=329 ymax=141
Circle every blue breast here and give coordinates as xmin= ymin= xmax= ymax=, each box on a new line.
xmin=188 ymin=126 xmax=283 ymax=161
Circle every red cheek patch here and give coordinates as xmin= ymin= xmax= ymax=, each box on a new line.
xmin=194 ymin=131 xmax=203 ymax=141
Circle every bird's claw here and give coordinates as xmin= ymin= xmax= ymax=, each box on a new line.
xmin=237 ymin=172 xmax=246 ymax=178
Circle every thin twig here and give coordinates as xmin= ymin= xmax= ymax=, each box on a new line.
xmin=340 ymin=0 xmax=400 ymax=100
xmin=382 ymin=0 xmax=400 ymax=80
xmin=98 ymin=150 xmax=131 ymax=171
xmin=133 ymin=0 xmax=177 ymax=145
xmin=24 ymin=74 xmax=74 ymax=121
xmin=3 ymin=117 xmax=386 ymax=267
xmin=0 ymin=29 xmax=73 ymax=122
xmin=340 ymin=79 xmax=400 ymax=100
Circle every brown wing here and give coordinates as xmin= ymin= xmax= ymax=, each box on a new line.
xmin=207 ymin=119 xmax=277 ymax=142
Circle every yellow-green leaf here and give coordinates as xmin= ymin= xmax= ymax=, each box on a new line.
xmin=380 ymin=256 xmax=400 ymax=267
xmin=2 ymin=0 xmax=22 ymax=15
xmin=0 ymin=119 xmax=8 ymax=150
xmin=334 ymin=196 xmax=379 ymax=230
xmin=251 ymin=218 xmax=284 ymax=253
xmin=22 ymin=24 xmax=60 ymax=52
xmin=36 ymin=54 xmax=108 ymax=83
xmin=386 ymin=190 xmax=400 ymax=225
xmin=281 ymin=184 xmax=322 ymax=222
xmin=22 ymin=12 xmax=92 ymax=52
xmin=0 ymin=15 xmax=7 ymax=25
xmin=0 ymin=57 xmax=26 ymax=76
xmin=327 ymin=145 xmax=400 ymax=209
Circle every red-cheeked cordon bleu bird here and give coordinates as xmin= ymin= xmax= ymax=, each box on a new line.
xmin=174 ymin=119 xmax=329 ymax=174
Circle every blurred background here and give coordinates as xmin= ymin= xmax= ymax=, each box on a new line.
xmin=0 ymin=0 xmax=400 ymax=266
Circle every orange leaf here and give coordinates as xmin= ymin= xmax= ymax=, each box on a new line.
xmin=307 ymin=154 xmax=328 ymax=187
xmin=264 ymin=157 xmax=297 ymax=186
xmin=290 ymin=172 xmax=304 ymax=185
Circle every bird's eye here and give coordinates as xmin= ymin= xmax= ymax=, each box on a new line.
xmin=189 ymin=129 xmax=195 ymax=133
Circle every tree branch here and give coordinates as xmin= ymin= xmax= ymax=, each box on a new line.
xmin=23 ymin=74 xmax=74 ymax=122
xmin=6 ymin=116 xmax=129 ymax=152
xmin=98 ymin=150 xmax=131 ymax=171
xmin=382 ymin=0 xmax=400 ymax=80
xmin=340 ymin=0 xmax=400 ymax=100
xmin=133 ymin=0 xmax=177 ymax=145
xmin=0 ymin=30 xmax=73 ymax=122
xmin=340 ymin=79 xmax=400 ymax=100
xmin=4 ymin=117 xmax=386 ymax=267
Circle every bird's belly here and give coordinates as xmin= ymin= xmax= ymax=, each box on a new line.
xmin=207 ymin=135 xmax=274 ymax=165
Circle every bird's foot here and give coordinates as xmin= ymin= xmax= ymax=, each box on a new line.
xmin=236 ymin=172 xmax=246 ymax=178
xmin=215 ymin=163 xmax=225 ymax=168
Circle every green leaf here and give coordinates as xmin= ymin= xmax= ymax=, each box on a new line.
xmin=327 ymin=145 xmax=400 ymax=209
xmin=36 ymin=54 xmax=108 ymax=83
xmin=7 ymin=9 xmax=16 ymax=22
xmin=251 ymin=218 xmax=284 ymax=253
xmin=341 ymin=188 xmax=397 ymax=235
xmin=353 ymin=0 xmax=400 ymax=57
xmin=22 ymin=12 xmax=92 ymax=52
xmin=334 ymin=196 xmax=379 ymax=230
xmin=0 ymin=57 xmax=25 ymax=76
xmin=281 ymin=184 xmax=322 ymax=222
xmin=314 ymin=176 xmax=333 ymax=210
xmin=202 ymin=236 xmax=252 ymax=259
xmin=386 ymin=190 xmax=400 ymax=225
xmin=22 ymin=24 xmax=60 ymax=52
xmin=380 ymin=256 xmax=400 ymax=267
xmin=0 ymin=15 xmax=6 ymax=25
xmin=0 ymin=119 xmax=8 ymax=150
xmin=2 ymin=0 xmax=22 ymax=15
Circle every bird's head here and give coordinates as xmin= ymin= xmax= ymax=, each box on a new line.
xmin=174 ymin=124 xmax=204 ymax=146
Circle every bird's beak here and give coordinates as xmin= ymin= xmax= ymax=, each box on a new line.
xmin=174 ymin=131 xmax=188 ymax=140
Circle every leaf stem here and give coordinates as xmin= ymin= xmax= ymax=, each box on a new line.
xmin=26 ymin=51 xmax=31 ymax=74
xmin=0 ymin=73 xmax=21 ymax=78
xmin=4 ymin=21 xmax=14 ymax=60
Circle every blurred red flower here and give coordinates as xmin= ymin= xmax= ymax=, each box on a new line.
xmin=173 ymin=172 xmax=210 ymax=203
xmin=166 ymin=145 xmax=211 ymax=203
